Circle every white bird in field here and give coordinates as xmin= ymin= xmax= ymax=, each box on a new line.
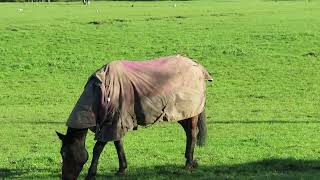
xmin=174 ymin=4 xmax=177 ymax=7
xmin=17 ymin=8 xmax=23 ymax=12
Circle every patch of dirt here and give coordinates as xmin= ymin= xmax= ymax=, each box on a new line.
xmin=175 ymin=16 xmax=187 ymax=19
xmin=303 ymin=52 xmax=318 ymax=57
xmin=112 ymin=18 xmax=129 ymax=23
xmin=88 ymin=21 xmax=106 ymax=25
xmin=208 ymin=12 xmax=244 ymax=17
xmin=88 ymin=19 xmax=129 ymax=26
xmin=145 ymin=17 xmax=163 ymax=21
xmin=144 ymin=16 xmax=187 ymax=21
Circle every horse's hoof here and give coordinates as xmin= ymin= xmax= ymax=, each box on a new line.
xmin=85 ymin=175 xmax=96 ymax=180
xmin=185 ymin=160 xmax=198 ymax=171
xmin=115 ymin=170 xmax=126 ymax=176
xmin=192 ymin=160 xmax=198 ymax=168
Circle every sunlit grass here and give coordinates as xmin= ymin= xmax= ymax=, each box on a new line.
xmin=0 ymin=0 xmax=319 ymax=179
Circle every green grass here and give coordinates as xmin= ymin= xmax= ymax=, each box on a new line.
xmin=0 ymin=0 xmax=320 ymax=179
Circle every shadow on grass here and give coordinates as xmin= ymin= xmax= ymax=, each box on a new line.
xmin=209 ymin=120 xmax=320 ymax=124
xmin=98 ymin=158 xmax=320 ymax=180
xmin=2 ymin=158 xmax=318 ymax=179
xmin=98 ymin=159 xmax=320 ymax=179
xmin=0 ymin=168 xmax=26 ymax=178
xmin=0 ymin=159 xmax=320 ymax=179
xmin=1 ymin=121 xmax=65 ymax=124
xmin=0 ymin=168 xmax=59 ymax=179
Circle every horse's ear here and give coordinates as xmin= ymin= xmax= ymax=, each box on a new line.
xmin=56 ymin=131 xmax=66 ymax=141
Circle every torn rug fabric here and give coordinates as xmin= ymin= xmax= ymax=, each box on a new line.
xmin=67 ymin=55 xmax=213 ymax=142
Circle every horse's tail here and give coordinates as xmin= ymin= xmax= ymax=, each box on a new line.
xmin=197 ymin=109 xmax=208 ymax=147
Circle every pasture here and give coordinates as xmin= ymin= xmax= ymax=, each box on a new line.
xmin=0 ymin=0 xmax=320 ymax=179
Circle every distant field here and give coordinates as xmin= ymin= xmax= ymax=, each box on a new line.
xmin=0 ymin=0 xmax=320 ymax=179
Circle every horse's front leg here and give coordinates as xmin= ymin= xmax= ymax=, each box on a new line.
xmin=114 ymin=139 xmax=127 ymax=176
xmin=85 ymin=141 xmax=107 ymax=180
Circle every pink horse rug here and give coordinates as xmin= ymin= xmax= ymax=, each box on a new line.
xmin=67 ymin=55 xmax=213 ymax=141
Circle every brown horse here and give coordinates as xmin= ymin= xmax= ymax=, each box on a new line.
xmin=56 ymin=55 xmax=212 ymax=180
xmin=56 ymin=113 xmax=207 ymax=180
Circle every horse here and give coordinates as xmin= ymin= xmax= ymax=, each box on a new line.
xmin=83 ymin=0 xmax=89 ymax=5
xmin=56 ymin=55 xmax=213 ymax=180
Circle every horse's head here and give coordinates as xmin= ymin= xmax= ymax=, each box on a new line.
xmin=56 ymin=129 xmax=88 ymax=180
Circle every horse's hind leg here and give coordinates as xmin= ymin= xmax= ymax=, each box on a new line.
xmin=178 ymin=115 xmax=199 ymax=170
xmin=114 ymin=139 xmax=127 ymax=176
xmin=85 ymin=141 xmax=107 ymax=180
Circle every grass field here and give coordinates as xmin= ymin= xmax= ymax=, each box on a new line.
xmin=0 ymin=0 xmax=320 ymax=179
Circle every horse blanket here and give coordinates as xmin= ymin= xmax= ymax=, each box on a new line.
xmin=67 ymin=55 xmax=213 ymax=142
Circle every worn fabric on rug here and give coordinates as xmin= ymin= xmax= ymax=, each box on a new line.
xmin=67 ymin=55 xmax=213 ymax=141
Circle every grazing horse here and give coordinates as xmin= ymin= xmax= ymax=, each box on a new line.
xmin=56 ymin=55 xmax=213 ymax=180
xmin=83 ymin=0 xmax=89 ymax=5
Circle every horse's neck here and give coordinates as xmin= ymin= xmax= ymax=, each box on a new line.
xmin=66 ymin=128 xmax=88 ymax=145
